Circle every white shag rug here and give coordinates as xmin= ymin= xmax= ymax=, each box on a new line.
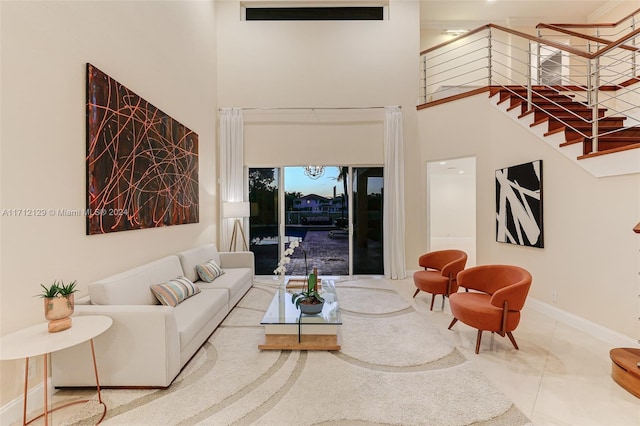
xmin=58 ymin=278 xmax=530 ymax=426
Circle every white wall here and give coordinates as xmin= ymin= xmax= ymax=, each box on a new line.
xmin=418 ymin=93 xmax=640 ymax=340
xmin=428 ymin=172 xmax=476 ymax=237
xmin=216 ymin=0 xmax=424 ymax=263
xmin=0 ymin=0 xmax=217 ymax=408
xmin=427 ymin=162 xmax=477 ymax=266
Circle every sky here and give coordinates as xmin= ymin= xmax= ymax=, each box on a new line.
xmin=284 ymin=166 xmax=344 ymax=198
xmin=281 ymin=166 xmax=384 ymax=199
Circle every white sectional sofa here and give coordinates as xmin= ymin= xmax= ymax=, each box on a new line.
xmin=51 ymin=244 xmax=254 ymax=388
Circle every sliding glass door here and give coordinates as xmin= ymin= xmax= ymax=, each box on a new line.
xmin=248 ymin=166 xmax=383 ymax=276
xmin=352 ymin=167 xmax=384 ymax=275
xmin=283 ymin=166 xmax=348 ymax=276
xmin=248 ymin=168 xmax=279 ymax=275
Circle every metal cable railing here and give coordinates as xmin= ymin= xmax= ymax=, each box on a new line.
xmin=419 ymin=9 xmax=640 ymax=154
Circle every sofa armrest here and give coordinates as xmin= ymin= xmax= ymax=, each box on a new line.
xmin=51 ymin=304 xmax=181 ymax=388
xmin=75 ymin=294 xmax=91 ymax=305
xmin=219 ymin=251 xmax=255 ymax=276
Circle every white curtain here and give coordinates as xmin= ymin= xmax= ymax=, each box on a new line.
xmin=219 ymin=108 xmax=245 ymax=251
xmin=383 ymin=106 xmax=407 ymax=279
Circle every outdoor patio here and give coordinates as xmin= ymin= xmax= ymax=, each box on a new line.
xmin=252 ymin=229 xmax=382 ymax=277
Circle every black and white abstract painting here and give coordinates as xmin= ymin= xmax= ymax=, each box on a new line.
xmin=495 ymin=160 xmax=543 ymax=248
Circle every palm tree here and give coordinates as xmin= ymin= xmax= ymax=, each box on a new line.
xmin=334 ymin=167 xmax=348 ymax=225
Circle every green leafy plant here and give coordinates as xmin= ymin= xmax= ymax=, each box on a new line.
xmin=38 ymin=282 xmax=60 ymax=298
xmin=291 ymin=280 xmax=324 ymax=308
xmin=36 ymin=280 xmax=77 ymax=298
xmin=57 ymin=280 xmax=78 ymax=296
xmin=274 ymin=240 xmax=324 ymax=308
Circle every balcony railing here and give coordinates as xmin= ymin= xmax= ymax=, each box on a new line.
xmin=419 ymin=8 xmax=640 ymax=154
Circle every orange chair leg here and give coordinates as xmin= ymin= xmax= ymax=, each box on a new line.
xmin=429 ymin=294 xmax=435 ymax=311
xmin=412 ymin=288 xmax=420 ymax=298
xmin=475 ymin=330 xmax=483 ymax=354
xmin=506 ymin=332 xmax=519 ymax=350
xmin=447 ymin=318 xmax=458 ymax=329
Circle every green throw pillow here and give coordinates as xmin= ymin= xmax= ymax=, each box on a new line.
xmin=196 ymin=260 xmax=225 ymax=283
xmin=150 ymin=276 xmax=201 ymax=307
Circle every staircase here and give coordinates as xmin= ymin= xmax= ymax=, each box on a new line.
xmin=490 ymin=86 xmax=640 ymax=177
xmin=418 ymin=8 xmax=640 ymax=177
xmin=492 ymin=86 xmax=640 ymax=156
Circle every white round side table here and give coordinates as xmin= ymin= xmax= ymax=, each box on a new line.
xmin=0 ymin=315 xmax=112 ymax=425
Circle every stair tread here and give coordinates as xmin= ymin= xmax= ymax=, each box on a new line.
xmin=544 ymin=127 xmax=566 ymax=137
xmin=518 ymin=109 xmax=535 ymax=119
xmin=560 ymin=137 xmax=584 ymax=147
xmin=506 ymin=101 xmax=523 ymax=112
xmin=578 ymin=142 xmax=640 ymax=159
xmin=530 ymin=117 xmax=549 ymax=127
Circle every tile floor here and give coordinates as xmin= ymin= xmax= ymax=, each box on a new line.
xmin=391 ymin=276 xmax=640 ymax=426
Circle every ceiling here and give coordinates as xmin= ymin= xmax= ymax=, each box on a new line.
xmin=419 ymin=0 xmax=620 ymax=31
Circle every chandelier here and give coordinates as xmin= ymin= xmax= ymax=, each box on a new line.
xmin=304 ymin=165 xmax=325 ymax=180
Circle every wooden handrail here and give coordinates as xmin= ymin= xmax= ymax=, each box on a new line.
xmin=591 ymin=26 xmax=640 ymax=59
xmin=419 ymin=25 xmax=490 ymax=56
xmin=538 ymin=7 xmax=640 ymax=29
xmin=634 ymin=222 xmax=640 ymax=234
xmin=537 ymin=23 xmax=639 ymax=52
xmin=488 ymin=24 xmax=591 ymax=57
xmin=420 ymin=22 xmax=640 ymax=62
xmin=420 ymin=24 xmax=590 ymax=58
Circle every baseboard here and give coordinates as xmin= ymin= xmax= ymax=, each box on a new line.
xmin=0 ymin=378 xmax=53 ymax=425
xmin=527 ymin=298 xmax=639 ymax=348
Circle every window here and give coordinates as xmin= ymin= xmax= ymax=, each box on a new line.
xmin=244 ymin=5 xmax=386 ymax=21
xmin=249 ymin=166 xmax=384 ymax=276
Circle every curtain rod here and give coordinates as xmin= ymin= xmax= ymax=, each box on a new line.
xmin=218 ymin=105 xmax=401 ymax=111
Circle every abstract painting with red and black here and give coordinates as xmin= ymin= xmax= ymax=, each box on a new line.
xmin=86 ymin=63 xmax=199 ymax=235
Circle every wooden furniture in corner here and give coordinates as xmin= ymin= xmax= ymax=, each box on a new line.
xmin=608 ymin=223 xmax=640 ymax=398
xmin=610 ymin=348 xmax=640 ymax=398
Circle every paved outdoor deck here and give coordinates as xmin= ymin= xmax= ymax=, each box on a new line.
xmin=252 ymin=229 xmax=382 ymax=276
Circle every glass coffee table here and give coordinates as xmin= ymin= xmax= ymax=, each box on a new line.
xmin=259 ymin=278 xmax=342 ymax=350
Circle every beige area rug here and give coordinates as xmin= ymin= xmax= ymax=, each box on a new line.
xmin=58 ymin=278 xmax=530 ymax=426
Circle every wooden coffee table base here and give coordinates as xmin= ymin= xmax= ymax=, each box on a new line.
xmin=259 ymin=334 xmax=340 ymax=351
xmin=610 ymin=347 xmax=640 ymax=398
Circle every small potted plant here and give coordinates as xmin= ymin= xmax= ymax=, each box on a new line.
xmin=274 ymin=241 xmax=324 ymax=315
xmin=37 ymin=280 xmax=77 ymax=332
xmin=291 ymin=267 xmax=324 ymax=315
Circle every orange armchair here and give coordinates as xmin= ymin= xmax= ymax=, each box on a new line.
xmin=448 ymin=264 xmax=532 ymax=354
xmin=412 ymin=250 xmax=467 ymax=311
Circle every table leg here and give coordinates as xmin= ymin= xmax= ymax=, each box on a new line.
xmin=43 ymin=353 xmax=49 ymax=426
xmin=22 ymin=357 xmax=29 ymax=426
xmin=22 ymin=342 xmax=107 ymax=426
xmin=89 ymin=338 xmax=107 ymax=422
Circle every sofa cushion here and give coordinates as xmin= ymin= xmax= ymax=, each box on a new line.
xmin=173 ymin=289 xmax=228 ymax=352
xmin=196 ymin=260 xmax=225 ymax=282
xmin=177 ymin=244 xmax=221 ymax=283
xmin=150 ymin=276 xmax=201 ymax=307
xmin=90 ymin=256 xmax=184 ymax=305
xmin=197 ymin=267 xmax=251 ymax=299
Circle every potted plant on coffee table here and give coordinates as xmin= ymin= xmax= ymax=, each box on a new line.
xmin=291 ymin=270 xmax=324 ymax=315
xmin=274 ymin=240 xmax=324 ymax=315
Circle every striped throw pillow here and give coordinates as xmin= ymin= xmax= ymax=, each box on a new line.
xmin=150 ymin=276 xmax=201 ymax=307
xmin=196 ymin=260 xmax=225 ymax=283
